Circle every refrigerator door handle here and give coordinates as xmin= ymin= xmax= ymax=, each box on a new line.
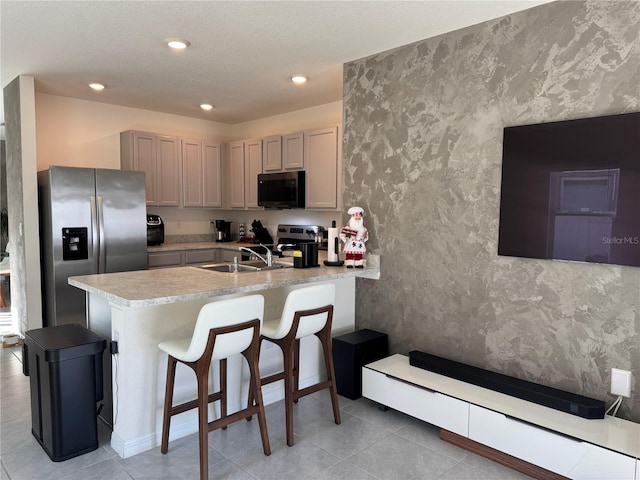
xmin=90 ymin=195 xmax=100 ymax=273
xmin=96 ymin=195 xmax=106 ymax=273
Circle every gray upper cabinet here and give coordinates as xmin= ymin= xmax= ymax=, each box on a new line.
xmin=245 ymin=138 xmax=263 ymax=209
xmin=202 ymin=143 xmax=222 ymax=207
xmin=229 ymin=141 xmax=245 ymax=208
xmin=282 ymin=132 xmax=304 ymax=170
xmin=226 ymin=127 xmax=339 ymax=211
xmin=262 ymin=135 xmax=282 ymax=171
xmin=182 ymin=138 xmax=203 ymax=207
xmin=305 ymin=127 xmax=339 ymax=209
xmin=263 ymin=133 xmax=303 ymax=171
xmin=156 ymin=135 xmax=181 ymax=206
xmin=230 ymin=138 xmax=262 ymax=209
xmin=121 ymin=130 xmax=180 ymax=207
xmin=182 ymin=139 xmax=222 ymax=208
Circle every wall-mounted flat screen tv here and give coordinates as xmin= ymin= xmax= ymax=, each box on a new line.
xmin=498 ymin=112 xmax=640 ymax=268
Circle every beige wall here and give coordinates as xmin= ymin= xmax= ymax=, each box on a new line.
xmin=34 ymin=94 xmax=342 ymax=173
xmin=34 ymin=94 xmax=344 ymax=237
xmin=34 ymin=93 xmax=232 ymax=171
xmin=230 ymin=100 xmax=342 ymax=140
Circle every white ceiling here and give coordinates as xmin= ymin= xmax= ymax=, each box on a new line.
xmin=1 ymin=0 xmax=552 ymax=126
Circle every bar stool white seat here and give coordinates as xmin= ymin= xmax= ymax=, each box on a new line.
xmin=159 ymin=295 xmax=270 ymax=480
xmin=252 ymin=283 xmax=341 ymax=446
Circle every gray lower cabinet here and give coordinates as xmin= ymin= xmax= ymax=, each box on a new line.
xmin=184 ymin=249 xmax=217 ymax=265
xmin=220 ymin=249 xmax=241 ymax=262
xmin=148 ymin=251 xmax=183 ymax=269
xmin=148 ymin=248 xmax=219 ymax=269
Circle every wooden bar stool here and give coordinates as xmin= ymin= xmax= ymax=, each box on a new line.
xmin=250 ymin=283 xmax=341 ymax=446
xmin=159 ymin=295 xmax=270 ymax=480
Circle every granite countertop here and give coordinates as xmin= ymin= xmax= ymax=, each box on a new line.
xmin=69 ymin=251 xmax=380 ymax=308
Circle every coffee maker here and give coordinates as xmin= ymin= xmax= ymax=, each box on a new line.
xmin=215 ymin=220 xmax=232 ymax=242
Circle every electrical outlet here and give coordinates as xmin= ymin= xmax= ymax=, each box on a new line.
xmin=611 ymin=368 xmax=632 ymax=398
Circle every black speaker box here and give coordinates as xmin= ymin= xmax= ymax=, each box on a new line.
xmin=333 ymin=329 xmax=388 ymax=400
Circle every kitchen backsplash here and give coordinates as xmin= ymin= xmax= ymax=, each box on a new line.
xmin=147 ymin=207 xmax=346 ymax=244
xmin=164 ymin=234 xmax=216 ymax=244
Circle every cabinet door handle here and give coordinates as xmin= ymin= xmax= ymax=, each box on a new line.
xmin=385 ymin=374 xmax=436 ymax=393
xmin=501 ymin=413 xmax=580 ymax=443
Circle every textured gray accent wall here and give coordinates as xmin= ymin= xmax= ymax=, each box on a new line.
xmin=1 ymin=141 xmax=7 ymax=252
xmin=4 ymin=78 xmax=29 ymax=333
xmin=343 ymin=1 xmax=640 ymax=420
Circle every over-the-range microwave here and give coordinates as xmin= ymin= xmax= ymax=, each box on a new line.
xmin=257 ymin=171 xmax=305 ymax=209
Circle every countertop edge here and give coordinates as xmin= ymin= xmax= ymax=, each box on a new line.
xmin=69 ymin=256 xmax=380 ymax=309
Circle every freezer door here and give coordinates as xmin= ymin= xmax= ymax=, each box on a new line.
xmin=95 ymin=169 xmax=148 ymax=272
xmin=39 ymin=166 xmax=97 ymax=327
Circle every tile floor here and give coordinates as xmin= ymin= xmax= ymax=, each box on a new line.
xmin=0 ymin=345 xmax=532 ymax=480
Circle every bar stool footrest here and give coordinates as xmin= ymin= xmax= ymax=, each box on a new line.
xmin=171 ymin=391 xmax=223 ymax=417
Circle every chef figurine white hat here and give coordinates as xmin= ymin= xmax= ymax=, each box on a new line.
xmin=348 ymin=206 xmax=364 ymax=217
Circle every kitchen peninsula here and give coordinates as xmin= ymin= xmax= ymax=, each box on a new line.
xmin=69 ymin=252 xmax=380 ymax=459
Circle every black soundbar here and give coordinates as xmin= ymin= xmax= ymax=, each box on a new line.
xmin=409 ymin=350 xmax=605 ymax=419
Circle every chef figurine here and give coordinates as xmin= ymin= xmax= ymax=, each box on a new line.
xmin=340 ymin=206 xmax=369 ymax=268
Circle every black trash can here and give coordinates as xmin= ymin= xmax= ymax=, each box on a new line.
xmin=23 ymin=324 xmax=107 ymax=462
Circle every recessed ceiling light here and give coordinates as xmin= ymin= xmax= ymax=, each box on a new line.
xmin=291 ymin=75 xmax=308 ymax=85
xmin=200 ymin=104 xmax=214 ymax=111
xmin=89 ymin=83 xmax=105 ymax=91
xmin=166 ymin=38 xmax=190 ymax=50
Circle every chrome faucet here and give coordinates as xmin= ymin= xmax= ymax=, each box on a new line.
xmin=239 ymin=244 xmax=273 ymax=267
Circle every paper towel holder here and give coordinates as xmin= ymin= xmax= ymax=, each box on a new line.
xmin=324 ymin=220 xmax=344 ymax=267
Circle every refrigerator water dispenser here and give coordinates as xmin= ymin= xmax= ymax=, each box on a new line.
xmin=62 ymin=227 xmax=88 ymax=261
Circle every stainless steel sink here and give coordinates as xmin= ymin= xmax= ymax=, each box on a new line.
xmin=199 ymin=263 xmax=259 ymax=273
xmin=197 ymin=261 xmax=293 ymax=273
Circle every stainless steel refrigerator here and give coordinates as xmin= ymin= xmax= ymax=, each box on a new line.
xmin=38 ymin=166 xmax=147 ymax=429
xmin=38 ymin=166 xmax=148 ymax=327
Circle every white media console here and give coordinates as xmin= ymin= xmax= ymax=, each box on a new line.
xmin=362 ymin=355 xmax=640 ymax=480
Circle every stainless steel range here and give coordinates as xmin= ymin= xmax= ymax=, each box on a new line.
xmin=276 ymin=224 xmax=325 ymax=251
